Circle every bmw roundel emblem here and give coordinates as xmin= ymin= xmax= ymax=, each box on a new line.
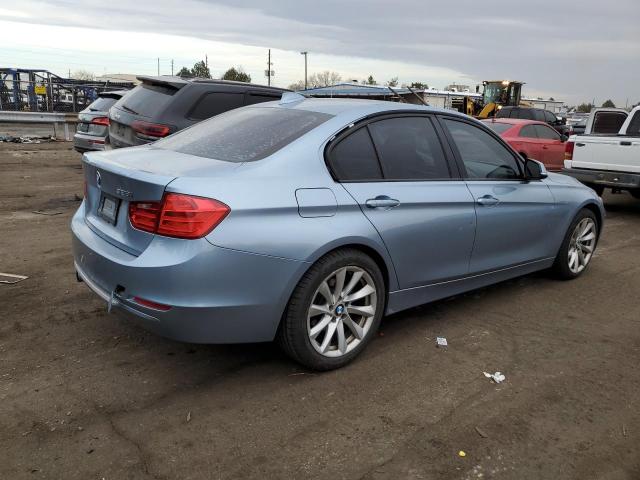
xmin=335 ymin=305 xmax=345 ymax=315
xmin=96 ymin=170 xmax=102 ymax=188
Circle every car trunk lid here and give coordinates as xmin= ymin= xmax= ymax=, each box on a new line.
xmin=82 ymin=147 xmax=240 ymax=255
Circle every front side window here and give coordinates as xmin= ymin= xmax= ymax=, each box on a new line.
xmin=443 ymin=119 xmax=521 ymax=180
xmin=157 ymin=107 xmax=332 ymax=162
xmin=544 ymin=110 xmax=558 ymax=123
xmin=534 ymin=124 xmax=561 ymax=140
xmin=368 ymin=117 xmax=450 ymax=180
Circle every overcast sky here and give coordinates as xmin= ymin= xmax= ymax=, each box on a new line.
xmin=1 ymin=0 xmax=639 ymax=105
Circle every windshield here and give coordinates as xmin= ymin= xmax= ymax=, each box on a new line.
xmin=156 ymin=107 xmax=333 ymax=162
xmin=483 ymin=83 xmax=507 ymax=104
xmin=86 ymin=96 xmax=118 ymax=112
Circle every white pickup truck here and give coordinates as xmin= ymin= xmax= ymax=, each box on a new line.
xmin=563 ymin=106 xmax=640 ymax=197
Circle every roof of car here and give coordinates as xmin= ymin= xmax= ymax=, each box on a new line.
xmin=136 ymin=75 xmax=289 ymax=92
xmin=483 ymin=118 xmax=549 ymax=126
xmin=256 ymin=95 xmax=469 ymax=119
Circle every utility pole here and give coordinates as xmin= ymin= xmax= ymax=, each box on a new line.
xmin=205 ymin=55 xmax=208 ymax=68
xmin=267 ymin=49 xmax=272 ymax=86
xmin=300 ymin=51 xmax=308 ymax=90
xmin=157 ymin=57 xmax=160 ymax=76
xmin=171 ymin=59 xmax=174 ymax=76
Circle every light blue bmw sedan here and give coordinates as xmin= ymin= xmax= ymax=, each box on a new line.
xmin=72 ymin=94 xmax=604 ymax=370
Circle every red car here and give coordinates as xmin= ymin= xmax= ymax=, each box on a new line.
xmin=482 ymin=118 xmax=568 ymax=172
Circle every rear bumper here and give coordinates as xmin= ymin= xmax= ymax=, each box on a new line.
xmin=71 ymin=205 xmax=308 ymax=343
xmin=562 ymin=167 xmax=640 ymax=189
xmin=73 ymin=132 xmax=107 ymax=153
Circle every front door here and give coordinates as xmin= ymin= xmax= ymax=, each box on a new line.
xmin=440 ymin=117 xmax=556 ymax=274
xmin=326 ymin=115 xmax=476 ymax=289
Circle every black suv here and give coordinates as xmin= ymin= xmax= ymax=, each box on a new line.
xmin=108 ymin=76 xmax=289 ymax=149
xmin=496 ymin=106 xmax=571 ymax=135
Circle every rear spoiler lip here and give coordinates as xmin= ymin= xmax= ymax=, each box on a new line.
xmin=136 ymin=75 xmax=188 ymax=90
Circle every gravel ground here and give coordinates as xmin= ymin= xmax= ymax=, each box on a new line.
xmin=1 ymin=141 xmax=639 ymax=480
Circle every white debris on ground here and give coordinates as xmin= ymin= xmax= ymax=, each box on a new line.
xmin=436 ymin=336 xmax=448 ymax=347
xmin=483 ymin=371 xmax=506 ymax=384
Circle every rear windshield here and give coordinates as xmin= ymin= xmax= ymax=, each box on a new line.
xmin=115 ymin=83 xmax=176 ymax=117
xmin=592 ymin=112 xmax=627 ymax=135
xmin=87 ymin=96 xmax=118 ymax=112
xmin=156 ymin=107 xmax=333 ymax=162
xmin=483 ymin=122 xmax=512 ymax=134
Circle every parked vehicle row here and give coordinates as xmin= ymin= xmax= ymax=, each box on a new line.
xmin=73 ymin=90 xmax=127 ymax=153
xmin=108 ymin=76 xmax=289 ymax=149
xmin=483 ymin=118 xmax=567 ymax=171
xmin=495 ymin=106 xmax=572 ymax=136
xmin=563 ymin=105 xmax=640 ymax=197
xmin=74 ymin=76 xmax=289 ymax=152
xmin=73 ymin=96 xmax=604 ymax=370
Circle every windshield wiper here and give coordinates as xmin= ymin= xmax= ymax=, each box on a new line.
xmin=121 ymin=105 xmax=139 ymax=115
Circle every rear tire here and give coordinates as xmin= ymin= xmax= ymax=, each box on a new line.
xmin=630 ymin=189 xmax=640 ymax=199
xmin=552 ymin=209 xmax=599 ymax=280
xmin=277 ymin=249 xmax=385 ymax=371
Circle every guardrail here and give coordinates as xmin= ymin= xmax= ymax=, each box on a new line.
xmin=0 ymin=111 xmax=78 ymax=140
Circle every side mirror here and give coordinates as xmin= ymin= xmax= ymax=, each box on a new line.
xmin=524 ymin=158 xmax=548 ymax=180
xmin=560 ymin=134 xmax=568 ymax=142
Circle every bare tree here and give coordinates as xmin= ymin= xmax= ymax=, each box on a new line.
xmin=386 ymin=77 xmax=399 ymax=87
xmin=308 ymin=71 xmax=342 ymax=88
xmin=288 ymin=80 xmax=306 ymax=91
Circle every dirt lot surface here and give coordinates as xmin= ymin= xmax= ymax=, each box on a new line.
xmin=2 ymin=141 xmax=640 ymax=480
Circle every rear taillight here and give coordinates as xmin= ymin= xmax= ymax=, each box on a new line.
xmin=91 ymin=116 xmax=110 ymax=126
xmin=131 ymin=120 xmax=171 ymax=139
xmin=564 ymin=141 xmax=575 ymax=160
xmin=129 ymin=193 xmax=229 ymax=239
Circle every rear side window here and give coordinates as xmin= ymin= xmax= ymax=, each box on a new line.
xmin=513 ymin=109 xmax=534 ymax=120
xmin=534 ymin=124 xmax=561 ymax=140
xmin=443 ymin=119 xmax=521 ymax=180
xmin=156 ymin=107 xmax=332 ymax=162
xmin=189 ymin=92 xmax=244 ymax=120
xmin=627 ymin=112 xmax=640 ymax=136
xmin=592 ymin=112 xmax=628 ymax=134
xmin=117 ymin=83 xmax=176 ymax=117
xmin=330 ymin=127 xmax=382 ymax=181
xmin=368 ymin=117 xmax=450 ymax=180
xmin=87 ymin=96 xmax=118 ymax=112
xmin=532 ymin=110 xmax=545 ymax=122
xmin=495 ymin=108 xmax=511 ymax=119
xmin=519 ymin=125 xmax=538 ymax=138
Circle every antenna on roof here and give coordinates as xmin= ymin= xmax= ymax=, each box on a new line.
xmin=280 ymin=92 xmax=306 ymax=105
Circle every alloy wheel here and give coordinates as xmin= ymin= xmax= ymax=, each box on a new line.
xmin=306 ymin=266 xmax=377 ymax=357
xmin=567 ymin=217 xmax=596 ymax=274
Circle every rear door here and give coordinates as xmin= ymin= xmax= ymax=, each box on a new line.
xmin=439 ymin=117 xmax=556 ymax=274
xmin=514 ymin=124 xmax=544 ymax=161
xmin=533 ymin=124 xmax=565 ymax=171
xmin=327 ymin=114 xmax=476 ymax=289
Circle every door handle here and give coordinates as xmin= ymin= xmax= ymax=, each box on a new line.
xmin=365 ymin=195 xmax=400 ymax=209
xmin=621 ymin=141 xmax=632 ymax=146
xmin=476 ymin=195 xmax=500 ymax=207
xmin=542 ymin=145 xmax=549 ymax=149
xmin=576 ymin=142 xmax=586 ymax=147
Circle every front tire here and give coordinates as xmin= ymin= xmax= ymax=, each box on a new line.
xmin=278 ymin=249 xmax=385 ymax=371
xmin=552 ymin=209 xmax=599 ymax=280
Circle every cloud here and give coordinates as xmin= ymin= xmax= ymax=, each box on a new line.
xmin=2 ymin=0 xmax=639 ymax=104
